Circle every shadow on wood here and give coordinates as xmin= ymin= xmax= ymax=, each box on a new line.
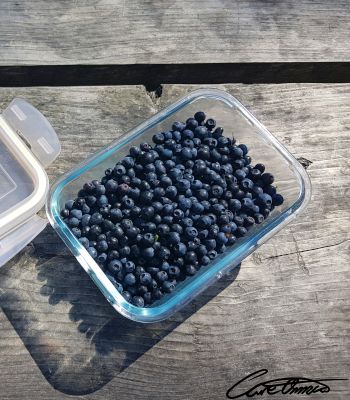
xmin=0 ymin=226 xmax=240 ymax=395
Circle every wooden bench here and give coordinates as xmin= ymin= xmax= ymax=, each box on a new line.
xmin=0 ymin=2 xmax=349 ymax=399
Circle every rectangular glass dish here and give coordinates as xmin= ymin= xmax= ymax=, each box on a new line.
xmin=47 ymin=89 xmax=311 ymax=323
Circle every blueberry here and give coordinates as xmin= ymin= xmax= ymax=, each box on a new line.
xmin=177 ymin=179 xmax=191 ymax=192
xmin=96 ymin=239 xmax=108 ymax=252
xmin=253 ymin=213 xmax=264 ymax=224
xmin=208 ymin=250 xmax=218 ymax=260
xmin=124 ymin=261 xmax=135 ymax=273
xmin=69 ymin=208 xmax=82 ymax=220
xmin=194 ymin=126 xmax=209 ymax=140
xmin=236 ymin=226 xmax=248 ymax=237
xmin=185 ymin=226 xmax=198 ymax=239
xmin=162 ymin=215 xmax=173 ymax=225
xmin=142 ymin=247 xmax=155 ymax=259
xmin=261 ymin=172 xmax=274 ymax=185
xmin=186 ymin=118 xmax=199 ymax=131
xmin=238 ymin=143 xmax=248 ymax=156
xmin=124 ymin=273 xmax=136 ymax=286
xmin=87 ymin=247 xmax=97 ymax=259
xmin=141 ymin=233 xmax=155 ymax=247
xmin=126 ymin=286 xmax=137 ymax=296
xmin=165 ymin=265 xmax=179 ymax=279
xmin=234 ymin=169 xmax=246 ymax=181
xmin=181 ymin=217 xmax=193 ymax=227
xmin=168 ymin=231 xmax=181 ymax=245
xmin=68 ymin=217 xmax=80 ymax=228
xmin=172 ymin=121 xmax=186 ymax=132
xmin=200 ymin=255 xmax=210 ymax=265
xmin=104 ymin=178 xmax=117 ymax=193
xmin=141 ymin=291 xmax=151 ymax=304
xmin=178 ymin=197 xmax=192 ymax=210
xmin=156 ymin=270 xmax=168 ymax=283
xmin=65 ymin=200 xmax=75 ymax=210
xmin=163 ymin=185 xmax=176 ymax=200
xmin=197 ymin=188 xmax=208 ymax=200
xmin=257 ymin=193 xmax=273 ymax=207
xmin=170 ymin=224 xmax=183 ymax=235
xmin=194 ymin=111 xmax=206 ymax=123
xmin=157 ymin=246 xmax=170 ymax=259
xmin=174 ymin=243 xmax=187 ymax=256
xmin=162 ymin=280 xmax=175 ymax=293
xmin=254 ymin=163 xmax=265 ymax=173
xmin=184 ymin=251 xmax=197 ymax=264
xmin=79 ymin=237 xmax=89 ymax=248
xmin=172 ymin=130 xmax=182 ymax=142
xmin=152 ymin=288 xmax=163 ymax=300
xmin=243 ymin=216 xmax=255 ymax=227
xmin=152 ymin=133 xmax=165 ymax=144
xmin=197 ymin=215 xmax=211 ymax=229
xmin=190 ymin=201 xmax=203 ymax=214
xmin=60 ymin=208 xmax=70 ymax=218
xmin=122 ymin=291 xmax=132 ymax=302
xmin=89 ymin=212 xmax=102 ymax=226
xmin=204 ymin=238 xmax=216 ymax=250
xmin=182 ymin=129 xmax=195 ymax=140
xmin=264 ymin=185 xmax=277 ymax=196
xmin=97 ymin=253 xmax=107 ymax=264
xmin=241 ymin=178 xmax=254 ymax=190
xmin=272 ymin=193 xmax=284 ymax=206
xmin=186 ymin=265 xmax=197 ymax=276
xmin=132 ymin=296 xmax=145 ymax=307
xmin=107 ymin=259 xmax=123 ymax=274
xmin=216 ymin=232 xmax=228 ymax=245
xmin=203 ymin=117 xmax=216 ymax=131
xmin=114 ymin=164 xmax=126 ymax=177
xmin=156 ymin=224 xmax=170 ymax=236
xmin=139 ymin=272 xmax=152 ymax=286
xmin=69 ymin=227 xmax=80 ymax=239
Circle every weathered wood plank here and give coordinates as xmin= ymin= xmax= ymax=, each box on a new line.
xmin=0 ymin=1 xmax=349 ymax=65
xmin=0 ymin=84 xmax=349 ymax=399
xmin=0 ymin=309 xmax=70 ymax=400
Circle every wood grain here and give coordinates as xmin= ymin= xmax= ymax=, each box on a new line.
xmin=0 ymin=1 xmax=349 ymax=65
xmin=0 ymin=84 xmax=349 ymax=399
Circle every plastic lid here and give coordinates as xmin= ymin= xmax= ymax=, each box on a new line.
xmin=0 ymin=98 xmax=60 ymax=267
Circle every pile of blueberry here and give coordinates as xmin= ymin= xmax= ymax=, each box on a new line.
xmin=61 ymin=111 xmax=284 ymax=308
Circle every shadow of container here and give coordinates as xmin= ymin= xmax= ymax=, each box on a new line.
xmin=0 ymin=227 xmax=240 ymax=395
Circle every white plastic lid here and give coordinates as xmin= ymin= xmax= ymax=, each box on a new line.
xmin=0 ymin=98 xmax=60 ymax=267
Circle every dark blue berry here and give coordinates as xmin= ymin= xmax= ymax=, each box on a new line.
xmin=261 ymin=172 xmax=274 ymax=185
xmin=254 ymin=163 xmax=265 ymax=173
xmin=174 ymin=242 xmax=187 ymax=256
xmin=205 ymin=118 xmax=216 ymax=131
xmin=272 ymin=193 xmax=284 ymax=206
xmin=162 ymin=280 xmax=175 ymax=293
xmin=79 ymin=237 xmax=89 ymax=248
xmin=142 ymin=247 xmax=155 ymax=259
xmin=121 ymin=291 xmax=131 ymax=302
xmin=168 ymin=231 xmax=181 ymax=245
xmin=68 ymin=217 xmax=80 ymax=227
xmin=194 ymin=111 xmax=206 ymax=123
xmin=87 ymin=247 xmax=97 ymax=259
xmin=238 ymin=143 xmax=248 ymax=155
xmin=139 ymin=272 xmax=152 ymax=286
xmin=186 ymin=265 xmax=197 ymax=276
xmin=185 ymin=226 xmax=198 ymax=239
xmin=208 ymin=250 xmax=218 ymax=260
xmin=71 ymin=227 xmax=81 ymax=238
xmin=132 ymin=296 xmax=145 ymax=307
xmin=124 ymin=273 xmax=136 ymax=286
